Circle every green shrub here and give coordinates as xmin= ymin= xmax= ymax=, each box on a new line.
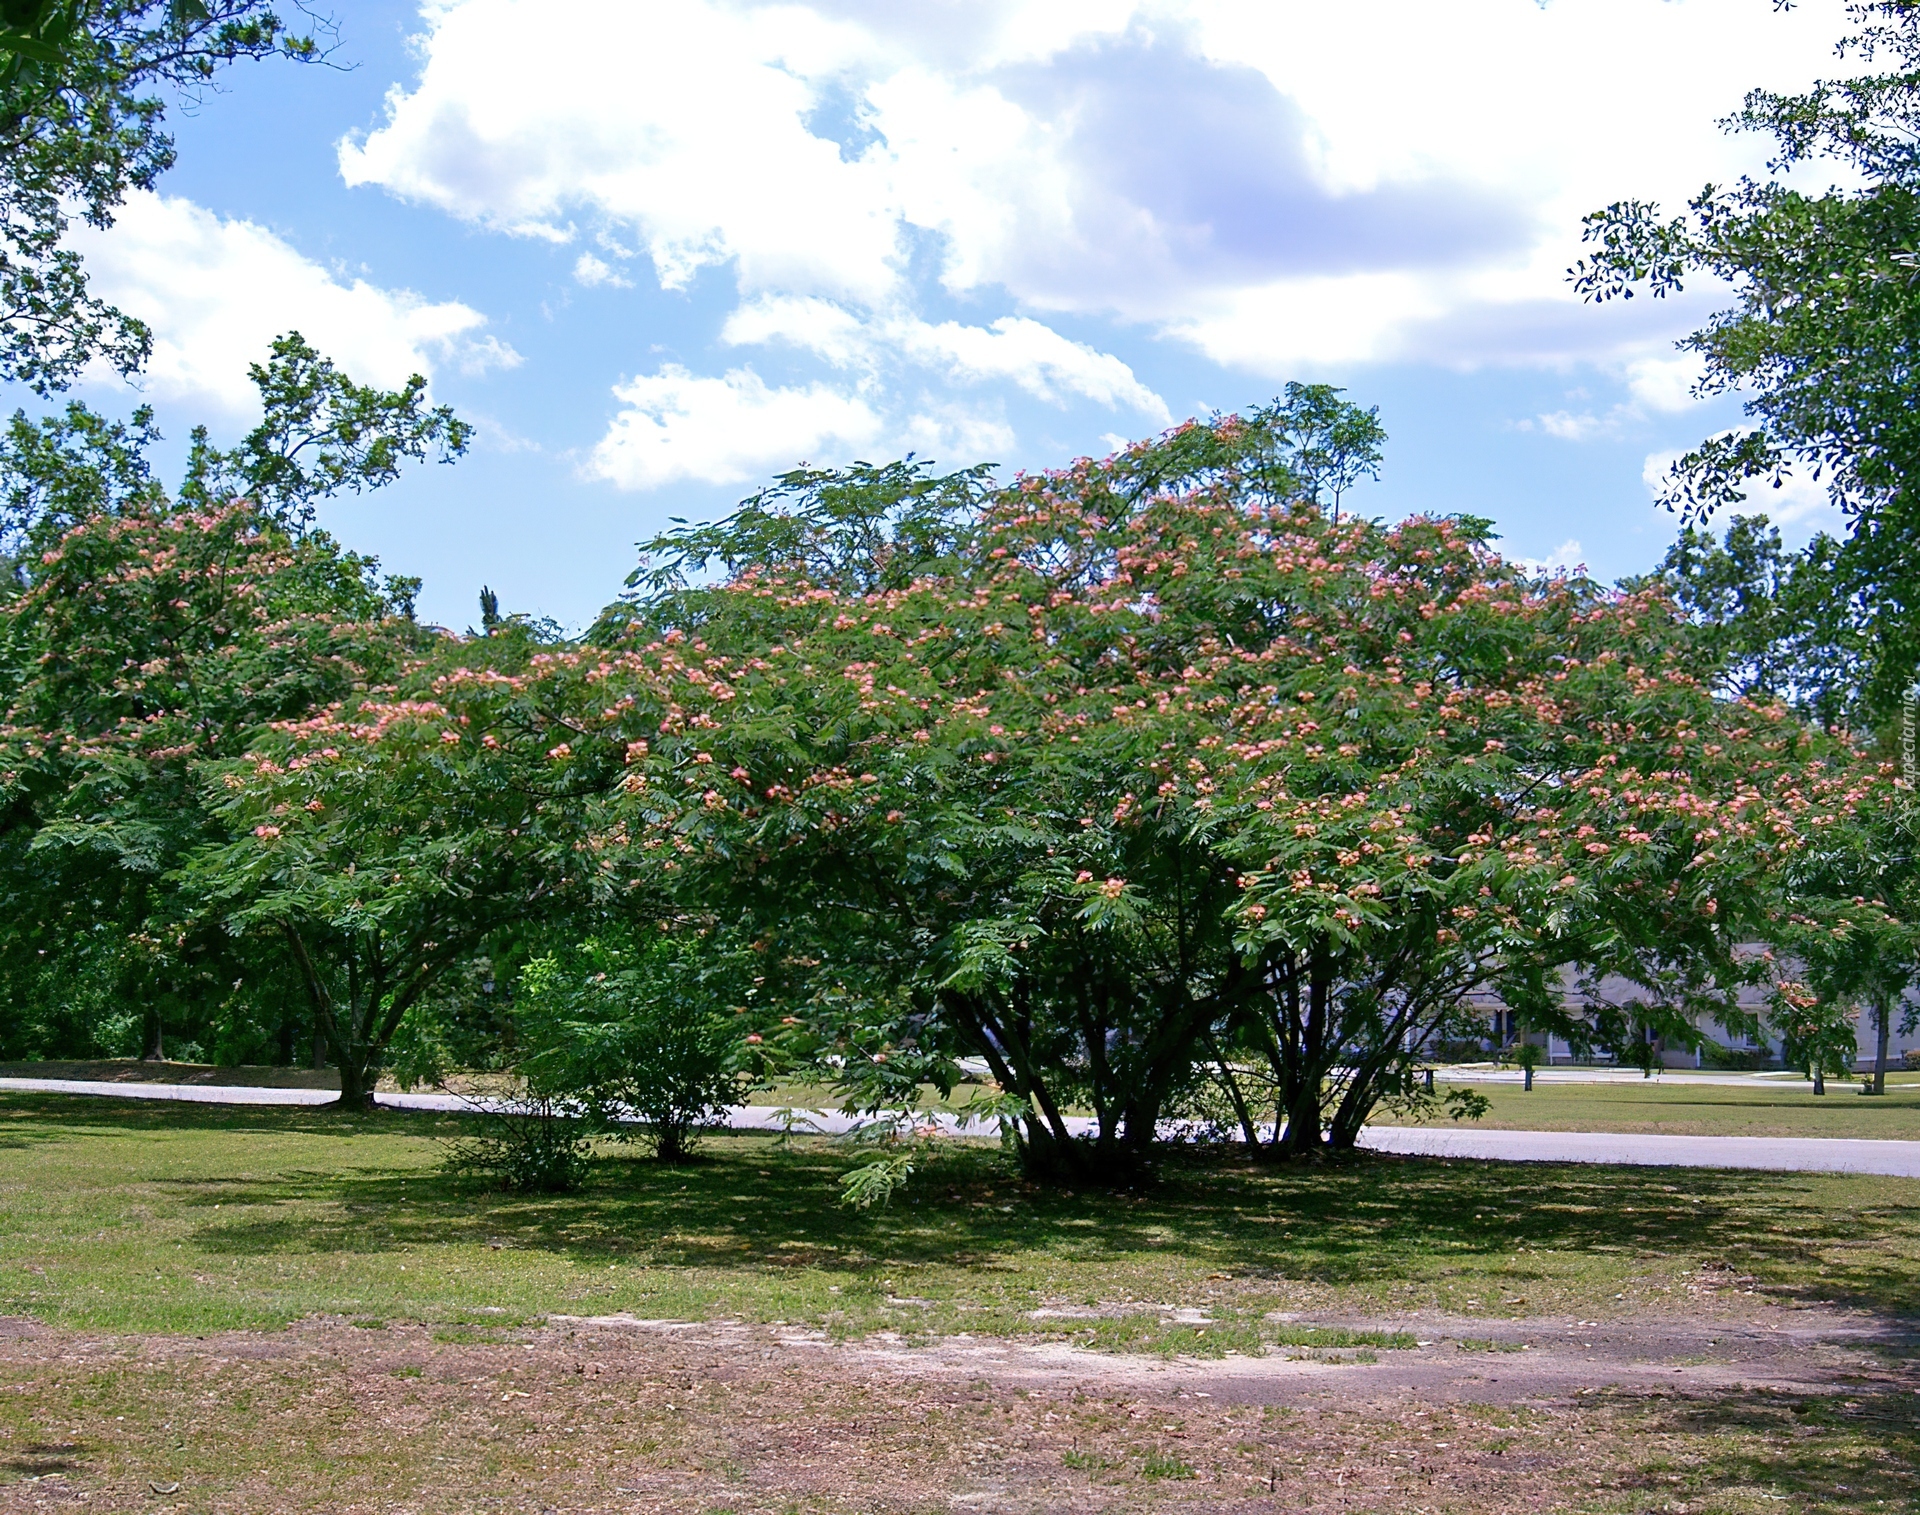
xmin=444 ymin=1096 xmax=593 ymax=1193
xmin=517 ymin=931 xmax=755 ymax=1162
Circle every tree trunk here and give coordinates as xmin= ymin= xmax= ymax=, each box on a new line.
xmin=1873 ymin=998 xmax=1890 ymax=1096
xmin=1812 ymin=1064 xmax=1825 ymax=1096
xmin=334 ymin=1048 xmax=379 ymax=1111
xmin=1208 ymin=1035 xmax=1261 ymax=1149
xmin=141 ymin=1005 xmax=164 ymax=1063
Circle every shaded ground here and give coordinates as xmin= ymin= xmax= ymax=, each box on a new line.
xmin=0 ymin=1062 xmax=521 ymax=1097
xmin=0 ymin=1306 xmax=1911 ymax=1514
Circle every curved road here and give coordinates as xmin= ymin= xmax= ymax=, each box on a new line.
xmin=2 ymin=1075 xmax=1916 ymax=1179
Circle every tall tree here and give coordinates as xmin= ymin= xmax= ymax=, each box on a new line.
xmin=1573 ymin=1 xmax=1920 ymax=716
xmin=1 ymin=1 xmax=320 ymax=392
xmin=188 ymin=656 xmax=595 ymax=1107
xmin=1266 ymin=381 xmax=1386 ymax=523
xmin=552 ymin=407 xmax=1854 ymax=1179
xmin=0 ymin=337 xmax=461 ymax=1066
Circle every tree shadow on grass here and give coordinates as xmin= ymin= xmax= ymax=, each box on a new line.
xmin=5 ymin=1095 xmax=1916 ymax=1326
xmin=1596 ymin=1378 xmax=1920 ymax=1510
xmin=160 ymin=1131 xmax=1920 ymax=1327
xmin=3 ymin=1440 xmax=90 ymax=1477
xmin=0 ymin=1092 xmax=446 ymax=1144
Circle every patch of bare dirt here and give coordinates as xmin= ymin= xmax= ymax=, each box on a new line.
xmin=0 ymin=1308 xmax=1909 ymax=1513
xmin=549 ymin=1302 xmax=1903 ymax=1405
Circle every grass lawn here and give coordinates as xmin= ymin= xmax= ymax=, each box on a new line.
xmin=1402 ymin=1075 xmax=1920 ymax=1140
xmin=2 ymin=1093 xmax=1917 ymax=1343
xmin=0 ymin=1093 xmax=1916 ymax=1513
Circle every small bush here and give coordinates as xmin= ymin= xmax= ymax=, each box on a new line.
xmin=445 ymin=1096 xmax=593 ymax=1193
xmin=517 ymin=933 xmax=755 ymax=1162
xmin=1904 ymin=1049 xmax=1920 ymax=1071
xmin=1701 ymin=1042 xmax=1773 ymax=1071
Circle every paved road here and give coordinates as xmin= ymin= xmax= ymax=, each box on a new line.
xmin=3 ymin=1075 xmax=1917 ymax=1178
xmin=1357 ymin=1125 xmax=1920 ymax=1178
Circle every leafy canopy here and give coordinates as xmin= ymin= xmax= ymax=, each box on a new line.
xmin=212 ymin=406 xmax=1863 ymax=1173
xmin=1 ymin=1 xmax=321 ymax=391
xmin=1573 ymin=1 xmax=1920 ymax=712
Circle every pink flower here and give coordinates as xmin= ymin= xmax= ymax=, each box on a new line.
xmin=548 ymin=743 xmax=572 ymax=760
xmin=253 ymin=825 xmax=281 ymax=840
xmin=1076 ymin=870 xmax=1093 ymax=883
xmin=440 ymin=730 xmax=461 ymax=744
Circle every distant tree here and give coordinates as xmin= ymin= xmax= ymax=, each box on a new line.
xmin=1772 ymin=786 xmax=1920 ymax=1096
xmin=516 ymin=929 xmax=756 ymax=1161
xmin=1 ymin=1 xmax=322 ymax=391
xmin=1573 ymin=1 xmax=1920 ymax=715
xmin=183 ymin=332 xmax=470 ymax=532
xmin=1267 ymin=381 xmax=1386 ymax=522
xmin=1651 ymin=514 xmax=1871 ymax=730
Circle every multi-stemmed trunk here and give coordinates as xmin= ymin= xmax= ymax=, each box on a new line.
xmin=280 ymin=923 xmax=456 ymax=1111
xmin=950 ymin=977 xmax=1217 ymax=1182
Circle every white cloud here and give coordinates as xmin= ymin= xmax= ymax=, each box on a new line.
xmin=1512 ymin=537 xmax=1586 ymax=574
xmin=1536 ymin=410 xmax=1608 ymax=443
xmin=905 ymin=316 xmax=1169 ymax=418
xmin=329 ymin=0 xmax=1854 ymax=492
xmin=343 ymin=0 xmax=1847 ymax=378
xmin=1512 ymin=353 xmax=1709 ymax=442
xmin=69 ymin=192 xmax=515 ymax=413
xmin=723 ymin=296 xmax=875 ymax=369
xmin=587 ymin=365 xmax=885 ymax=489
xmin=1624 ymin=354 xmax=1704 ymax=414
xmin=573 ymin=252 xmax=632 ymax=289
xmin=339 ymin=0 xmax=904 ymax=303
xmin=725 ymin=296 xmax=1168 ymax=418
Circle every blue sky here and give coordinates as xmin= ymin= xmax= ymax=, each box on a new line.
xmin=25 ymin=0 xmax=1857 ymax=630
